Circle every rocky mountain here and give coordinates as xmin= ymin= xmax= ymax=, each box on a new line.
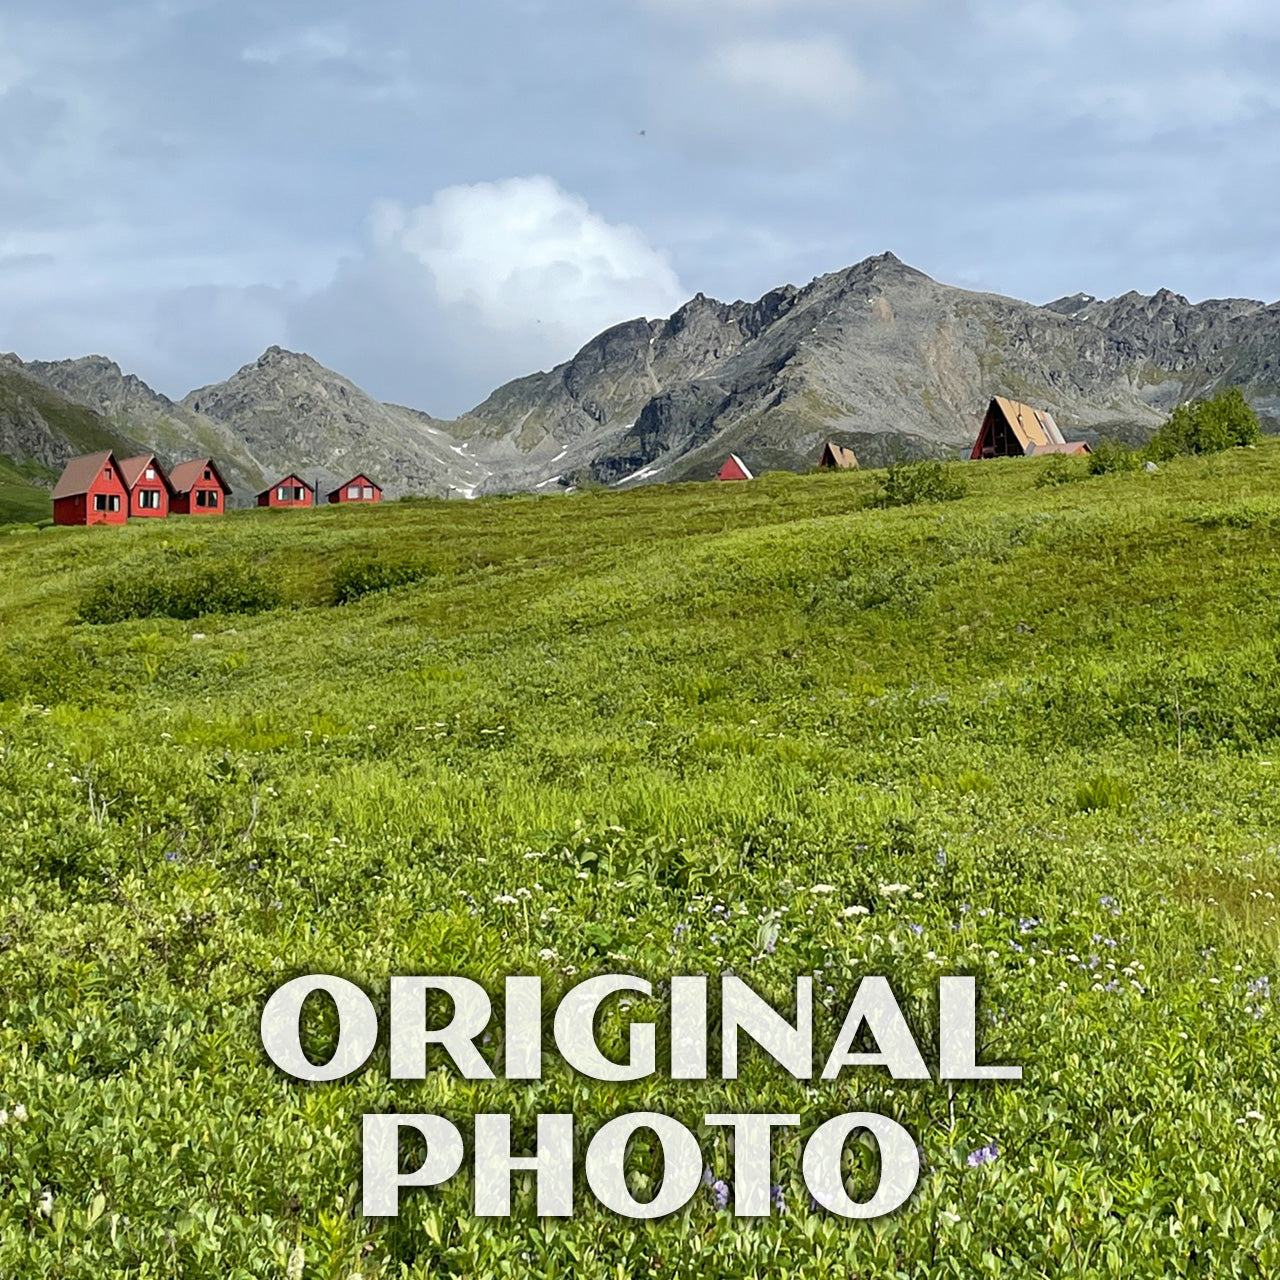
xmin=4 ymin=253 xmax=1279 ymax=522
xmin=18 ymin=355 xmax=270 ymax=503
xmin=453 ymin=254 xmax=1280 ymax=490
xmin=181 ymin=347 xmax=489 ymax=500
xmin=0 ymin=355 xmax=143 ymax=473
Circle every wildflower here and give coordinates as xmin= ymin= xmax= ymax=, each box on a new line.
xmin=879 ymin=883 xmax=910 ymax=896
xmin=493 ymin=894 xmax=518 ymax=906
xmin=1246 ymin=1110 xmax=1265 ymax=1121
xmin=1017 ymin=916 xmax=1039 ymax=934
xmin=966 ymin=1141 xmax=998 ymax=1167
xmin=809 ymin=884 xmax=836 ymax=895
xmin=538 ymin=948 xmax=558 ymax=962
xmin=935 ymin=849 xmax=948 ymax=869
xmin=0 ymin=1110 xmax=7 ymax=1126
xmin=286 ymin=1244 xmax=306 ymax=1280
xmin=842 ymin=905 xmax=870 ymax=917
xmin=673 ymin=923 xmax=688 ymax=942
xmin=37 ymin=1189 xmax=54 ymax=1217
xmin=1247 ymin=976 xmax=1271 ymax=1000
xmin=711 ymin=1179 xmax=731 ymax=1211
xmin=164 ymin=852 xmax=178 ymax=863
xmin=906 ymin=923 xmax=924 ymax=937
xmin=770 ymin=1184 xmax=786 ymax=1213
xmin=11 ymin=1105 xmax=23 ymax=1122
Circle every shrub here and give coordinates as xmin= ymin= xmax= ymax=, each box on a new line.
xmin=1148 ymin=388 xmax=1260 ymax=459
xmin=331 ymin=553 xmax=437 ymax=605
xmin=874 ymin=459 xmax=967 ymax=507
xmin=78 ymin=558 xmax=280 ymax=624
xmin=1034 ymin=455 xmax=1084 ymax=488
xmin=1086 ymin=439 xmax=1140 ymax=476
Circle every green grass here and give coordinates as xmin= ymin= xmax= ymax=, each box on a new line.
xmin=2 ymin=448 xmax=1280 ymax=1275
xmin=0 ymin=454 xmax=57 ymax=525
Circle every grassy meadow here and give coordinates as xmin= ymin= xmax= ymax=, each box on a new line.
xmin=2 ymin=448 xmax=1280 ymax=1276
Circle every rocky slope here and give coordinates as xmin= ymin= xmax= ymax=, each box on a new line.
xmin=456 ymin=253 xmax=1280 ymax=490
xmin=19 ymin=355 xmax=270 ymax=503
xmin=182 ymin=347 xmax=489 ymax=500
xmin=5 ymin=254 xmax=1279 ymax=516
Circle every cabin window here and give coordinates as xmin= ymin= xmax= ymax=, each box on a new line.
xmin=348 ymin=485 xmax=360 ymax=499
xmin=203 ymin=469 xmax=212 ymax=480
xmin=195 ymin=489 xmax=218 ymax=509
xmin=93 ymin=493 xmax=121 ymax=512
xmin=139 ymin=490 xmax=160 ymax=509
xmin=145 ymin=467 xmax=156 ymax=480
xmin=362 ymin=486 xmax=373 ymax=499
xmin=104 ymin=467 xmax=113 ymax=479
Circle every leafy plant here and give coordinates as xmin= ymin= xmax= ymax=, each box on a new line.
xmin=1087 ymin=438 xmax=1141 ymax=475
xmin=330 ymin=553 xmax=437 ymax=605
xmin=1148 ymin=388 xmax=1261 ymax=458
xmin=874 ymin=459 xmax=968 ymax=507
xmin=78 ymin=557 xmax=280 ymax=623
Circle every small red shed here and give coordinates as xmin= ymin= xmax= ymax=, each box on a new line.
xmin=119 ymin=454 xmax=174 ymax=518
xmin=717 ymin=454 xmax=754 ymax=481
xmin=170 ymin=458 xmax=231 ymax=515
xmin=326 ymin=473 xmax=382 ymax=504
xmin=51 ymin=451 xmax=129 ymax=526
xmin=257 ymin=475 xmax=314 ymax=508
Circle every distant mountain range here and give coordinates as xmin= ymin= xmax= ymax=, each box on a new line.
xmin=3 ymin=252 xmax=1279 ymax=518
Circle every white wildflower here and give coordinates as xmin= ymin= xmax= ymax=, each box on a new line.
xmin=286 ymin=1243 xmax=306 ymax=1280
xmin=842 ymin=905 xmax=870 ymax=917
xmin=809 ymin=884 xmax=836 ymax=895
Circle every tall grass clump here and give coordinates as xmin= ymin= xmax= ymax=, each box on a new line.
xmin=1087 ymin=438 xmax=1141 ymax=475
xmin=874 ymin=458 xmax=967 ymax=507
xmin=78 ymin=556 xmax=280 ymax=623
xmin=331 ymin=553 xmax=437 ymax=605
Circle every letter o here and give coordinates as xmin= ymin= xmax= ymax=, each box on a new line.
xmin=802 ymin=1113 xmax=920 ymax=1219
xmin=261 ymin=975 xmax=378 ymax=1081
xmin=586 ymin=1112 xmax=702 ymax=1219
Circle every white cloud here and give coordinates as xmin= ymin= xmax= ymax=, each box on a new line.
xmin=706 ymin=36 xmax=869 ymax=116
xmin=369 ymin=175 xmax=686 ymax=337
xmin=242 ymin=24 xmax=354 ymax=66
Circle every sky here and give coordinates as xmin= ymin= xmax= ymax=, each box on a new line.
xmin=1 ymin=0 xmax=1278 ymax=417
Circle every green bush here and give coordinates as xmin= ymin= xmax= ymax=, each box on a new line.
xmin=331 ymin=553 xmax=437 ymax=605
xmin=874 ymin=459 xmax=967 ymax=507
xmin=1087 ymin=438 xmax=1140 ymax=475
xmin=1034 ymin=455 xmax=1084 ymax=487
xmin=78 ymin=558 xmax=280 ymax=624
xmin=1148 ymin=388 xmax=1260 ymax=458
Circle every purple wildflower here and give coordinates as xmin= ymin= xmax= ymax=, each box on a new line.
xmin=712 ymin=1179 xmax=731 ymax=1211
xmin=164 ymin=852 xmax=178 ymax=863
xmin=907 ymin=922 xmax=924 ymax=937
xmin=770 ymin=1184 xmax=786 ymax=1213
xmin=1018 ymin=916 xmax=1039 ymax=934
xmin=673 ymin=923 xmax=688 ymax=942
xmin=966 ymin=1141 xmax=998 ymax=1168
xmin=1247 ymin=976 xmax=1271 ymax=1000
xmin=701 ymin=1167 xmax=714 ymax=1187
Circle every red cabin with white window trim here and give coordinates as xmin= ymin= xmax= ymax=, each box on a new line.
xmin=51 ymin=451 xmax=129 ymax=526
xmin=118 ymin=454 xmax=174 ymax=518
xmin=170 ymin=458 xmax=231 ymax=515
xmin=257 ymin=474 xmax=314 ymax=508
xmin=326 ymin=473 xmax=382 ymax=504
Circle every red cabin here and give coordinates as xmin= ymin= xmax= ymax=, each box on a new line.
xmin=257 ymin=474 xmax=314 ymax=508
xmin=170 ymin=458 xmax=231 ymax=515
xmin=51 ymin=451 xmax=129 ymax=526
xmin=717 ymin=453 xmax=754 ymax=481
xmin=326 ymin=473 xmax=382 ymax=505
xmin=119 ymin=454 xmax=174 ymax=518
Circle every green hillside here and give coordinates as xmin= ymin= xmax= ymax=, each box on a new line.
xmin=1 ymin=451 xmax=1279 ymax=1275
xmin=0 ymin=364 xmax=143 ymax=524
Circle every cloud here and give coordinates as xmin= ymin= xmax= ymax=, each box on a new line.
xmin=242 ymin=23 xmax=354 ymax=66
xmin=368 ymin=175 xmax=686 ymax=337
xmin=706 ymin=36 xmax=869 ymax=115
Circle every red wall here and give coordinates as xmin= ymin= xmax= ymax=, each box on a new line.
xmin=54 ymin=463 xmax=128 ymax=526
xmin=258 ymin=481 xmax=313 ymax=508
xmin=128 ymin=475 xmax=170 ymax=518
xmin=173 ymin=481 xmax=227 ymax=515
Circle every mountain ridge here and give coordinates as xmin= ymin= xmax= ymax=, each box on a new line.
xmin=4 ymin=253 xmax=1280 ymax=521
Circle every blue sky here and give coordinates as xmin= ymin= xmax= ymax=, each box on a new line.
xmin=1 ymin=0 xmax=1278 ymax=415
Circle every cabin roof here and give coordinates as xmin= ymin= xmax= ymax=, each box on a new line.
xmin=51 ymin=451 xmax=118 ymax=500
xmin=990 ymin=396 xmax=1066 ymax=450
xmin=118 ymin=454 xmax=175 ymax=494
xmin=170 ymin=458 xmax=232 ymax=495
